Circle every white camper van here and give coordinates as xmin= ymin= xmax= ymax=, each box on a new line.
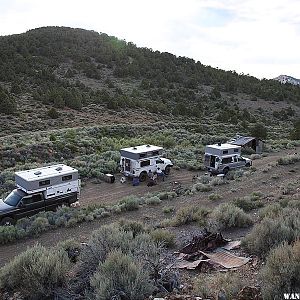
xmin=0 ymin=164 xmax=80 ymax=225
xmin=204 ymin=143 xmax=252 ymax=174
xmin=120 ymin=145 xmax=173 ymax=181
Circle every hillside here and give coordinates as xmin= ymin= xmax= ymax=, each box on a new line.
xmin=0 ymin=26 xmax=300 ymax=137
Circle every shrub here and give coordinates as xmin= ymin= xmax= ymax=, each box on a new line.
xmin=194 ymin=272 xmax=244 ymax=299
xmin=0 ymin=244 xmax=70 ymax=298
xmin=260 ymin=241 xmax=300 ymax=299
xmin=27 ymin=216 xmax=50 ymax=235
xmin=210 ymin=177 xmax=227 ymax=186
xmin=259 ymin=203 xmax=282 ymax=220
xmin=250 ymin=191 xmax=264 ymax=201
xmin=119 ymin=196 xmax=140 ymax=211
xmin=150 ymin=229 xmax=175 ymax=248
xmin=277 ymin=154 xmax=300 ymax=165
xmin=78 ymin=225 xmax=163 ymax=297
xmin=162 ymin=206 xmax=175 ymax=214
xmin=145 ymin=196 xmax=162 ymax=205
xmin=80 ymin=225 xmax=134 ymax=272
xmin=242 ymin=208 xmax=300 ymax=257
xmin=191 ymin=183 xmax=212 ymax=193
xmin=158 ymin=191 xmax=177 ymax=200
xmin=48 ymin=107 xmax=59 ymax=119
xmin=208 ymin=203 xmax=253 ymax=231
xmin=250 ymin=153 xmax=262 ymax=160
xmin=119 ymin=219 xmax=146 ymax=237
xmin=232 ymin=196 xmax=264 ymax=212
xmin=196 ymin=175 xmax=211 ymax=184
xmin=90 ymin=250 xmax=154 ymax=300
xmin=171 ymin=206 xmax=209 ymax=227
xmin=208 ymin=193 xmax=222 ymax=201
xmin=0 ymin=226 xmax=25 ymax=244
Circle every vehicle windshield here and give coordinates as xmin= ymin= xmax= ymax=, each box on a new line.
xmin=3 ymin=189 xmax=26 ymax=206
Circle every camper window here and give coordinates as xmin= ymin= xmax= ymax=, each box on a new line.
xmin=223 ymin=150 xmax=229 ymax=154
xmin=140 ymin=160 xmax=150 ymax=167
xmin=39 ymin=180 xmax=50 ymax=187
xmin=62 ymin=175 xmax=73 ymax=181
xmin=153 ymin=150 xmax=159 ymax=156
xmin=139 ymin=153 xmax=146 ymax=158
xmin=234 ymin=149 xmax=239 ymax=153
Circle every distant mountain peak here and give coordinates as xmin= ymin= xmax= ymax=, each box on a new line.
xmin=274 ymin=75 xmax=300 ymax=86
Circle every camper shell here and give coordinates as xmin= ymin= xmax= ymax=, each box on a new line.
xmin=15 ymin=164 xmax=80 ymax=198
xmin=120 ymin=145 xmax=173 ymax=182
xmin=204 ymin=143 xmax=252 ymax=174
xmin=0 ymin=164 xmax=80 ymax=226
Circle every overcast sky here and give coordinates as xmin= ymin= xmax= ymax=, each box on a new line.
xmin=1 ymin=0 xmax=300 ymax=79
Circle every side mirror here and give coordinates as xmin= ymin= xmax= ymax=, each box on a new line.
xmin=18 ymin=201 xmax=25 ymax=208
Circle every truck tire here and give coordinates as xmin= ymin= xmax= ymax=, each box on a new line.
xmin=223 ymin=167 xmax=229 ymax=175
xmin=0 ymin=217 xmax=15 ymax=226
xmin=245 ymin=163 xmax=251 ymax=167
xmin=164 ymin=165 xmax=171 ymax=175
xmin=139 ymin=172 xmax=147 ymax=182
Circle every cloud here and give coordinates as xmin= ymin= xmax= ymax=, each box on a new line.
xmin=0 ymin=0 xmax=299 ymax=79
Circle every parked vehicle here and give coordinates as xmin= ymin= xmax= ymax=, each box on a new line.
xmin=0 ymin=164 xmax=80 ymax=226
xmin=120 ymin=145 xmax=173 ymax=182
xmin=204 ymin=143 xmax=252 ymax=174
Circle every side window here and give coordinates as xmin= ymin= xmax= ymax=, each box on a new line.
xmin=22 ymin=194 xmax=42 ymax=205
xmin=140 ymin=160 xmax=150 ymax=167
xmin=222 ymin=157 xmax=233 ymax=164
xmin=153 ymin=151 xmax=159 ymax=156
xmin=234 ymin=149 xmax=239 ymax=153
xmin=32 ymin=194 xmax=42 ymax=202
xmin=156 ymin=159 xmax=163 ymax=164
xmin=223 ymin=150 xmax=228 ymax=154
xmin=139 ymin=153 xmax=146 ymax=158
xmin=62 ymin=175 xmax=72 ymax=181
xmin=39 ymin=179 xmax=50 ymax=187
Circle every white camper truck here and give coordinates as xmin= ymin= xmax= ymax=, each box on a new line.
xmin=0 ymin=164 xmax=80 ymax=225
xmin=120 ymin=145 xmax=173 ymax=182
xmin=204 ymin=143 xmax=252 ymax=174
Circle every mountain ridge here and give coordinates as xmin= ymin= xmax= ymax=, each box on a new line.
xmin=273 ymin=75 xmax=300 ymax=86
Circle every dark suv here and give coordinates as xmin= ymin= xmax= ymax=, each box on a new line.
xmin=0 ymin=189 xmax=78 ymax=226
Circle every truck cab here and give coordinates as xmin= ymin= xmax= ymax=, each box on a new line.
xmin=204 ymin=143 xmax=252 ymax=174
xmin=120 ymin=145 xmax=173 ymax=181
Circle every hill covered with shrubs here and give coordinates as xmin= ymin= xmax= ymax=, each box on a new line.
xmin=0 ymin=26 xmax=299 ymax=132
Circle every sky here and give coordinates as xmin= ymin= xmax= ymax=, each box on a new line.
xmin=0 ymin=0 xmax=300 ymax=79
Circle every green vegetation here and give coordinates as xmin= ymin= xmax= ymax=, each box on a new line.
xmin=194 ymin=272 xmax=245 ymax=299
xmin=91 ymin=250 xmax=154 ymax=299
xmin=150 ymin=229 xmax=176 ymax=248
xmin=168 ymin=206 xmax=210 ymax=227
xmin=0 ymin=223 xmax=175 ymax=299
xmin=260 ymin=241 xmax=300 ymax=299
xmin=242 ymin=206 xmax=300 ymax=257
xmin=0 ymin=244 xmax=70 ymax=298
xmin=208 ymin=203 xmax=253 ymax=231
xmin=277 ymin=154 xmax=300 ymax=165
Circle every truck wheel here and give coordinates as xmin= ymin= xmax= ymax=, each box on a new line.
xmin=164 ymin=165 xmax=171 ymax=175
xmin=0 ymin=217 xmax=15 ymax=226
xmin=139 ymin=172 xmax=147 ymax=182
xmin=223 ymin=167 xmax=229 ymax=175
xmin=245 ymin=163 xmax=251 ymax=167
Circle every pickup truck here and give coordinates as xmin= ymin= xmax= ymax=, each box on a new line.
xmin=0 ymin=189 xmax=78 ymax=226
